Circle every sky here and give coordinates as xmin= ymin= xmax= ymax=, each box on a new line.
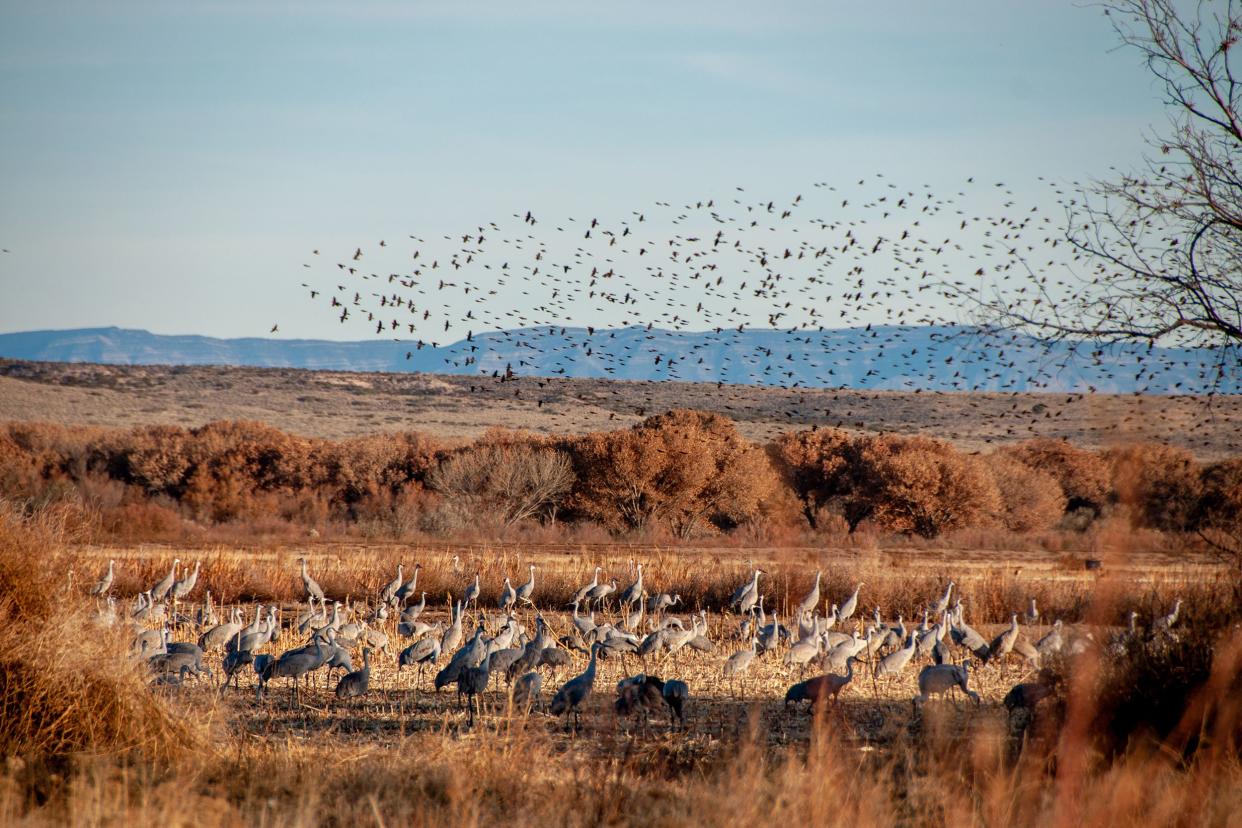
xmin=0 ymin=1 xmax=1174 ymax=341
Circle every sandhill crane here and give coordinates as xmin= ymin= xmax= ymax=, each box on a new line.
xmin=379 ymin=564 xmax=403 ymax=606
xmin=498 ymin=578 xmax=516 ymax=612
xmin=647 ymin=593 xmax=680 ymax=615
xmin=515 ymin=564 xmax=536 ymax=605
xmin=462 ymin=573 xmax=482 ymax=611
xmin=1024 ymin=597 xmax=1040 ymax=628
xmin=149 ymin=559 xmax=180 ymax=602
xmin=205 ymin=610 xmax=241 ymax=652
xmin=795 ymin=571 xmax=822 ymax=620
xmin=986 ymin=614 xmax=1021 ymax=673
xmin=614 ymin=674 xmax=666 ymax=729
xmin=784 ymin=632 xmax=822 ymax=676
xmin=398 ymin=624 xmax=442 ymax=689
xmin=1155 ymin=597 xmax=1182 ymax=632
xmin=838 ymin=582 xmax=864 ymax=621
xmin=636 ymin=628 xmax=666 ymax=666
xmin=785 ymin=655 xmax=859 ymax=711
xmin=585 ymin=577 xmax=617 ymax=609
xmin=756 ymin=610 xmax=785 ymax=655
xmin=299 ymin=557 xmax=325 ymax=602
xmin=618 ymin=563 xmax=644 ymax=608
xmin=506 ymin=640 xmax=543 ymax=682
xmin=550 ymin=642 xmax=601 ymax=730
xmin=570 ymin=601 xmax=596 ymax=641
xmin=1012 ymin=636 xmax=1041 ymax=672
xmin=398 ymin=593 xmax=429 ymax=637
xmin=395 ymin=563 xmax=422 ymax=605
xmin=261 ymin=640 xmax=324 ymax=704
xmin=297 ymin=596 xmax=323 ymax=635
xmin=663 ymin=679 xmax=689 ymax=728
xmin=932 ymin=581 xmax=954 ymax=617
xmin=511 ymin=671 xmax=542 ymax=711
xmin=195 ymin=591 xmax=218 ymax=628
xmin=458 ymin=652 xmax=492 ymax=725
xmin=730 ymin=568 xmax=763 ymax=614
xmin=1035 ymin=619 xmax=1063 ymax=657
xmin=441 ymin=601 xmax=464 ymax=654
xmin=623 ymin=600 xmax=644 ymax=632
xmin=913 ymin=661 xmax=980 ymax=711
xmin=876 ymin=631 xmax=917 ymax=679
xmin=171 ymin=561 xmax=199 ymax=602
xmin=722 ymin=622 xmax=758 ymax=696
xmin=335 ymin=648 xmax=372 ymax=701
xmin=571 ymin=567 xmax=602 ymax=607
xmin=1003 ymin=671 xmax=1056 ymax=717
xmin=148 ymin=650 xmax=212 ymax=683
xmin=90 ymin=559 xmax=115 ymax=597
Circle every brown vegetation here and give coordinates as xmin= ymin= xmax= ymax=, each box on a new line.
xmin=1 ymin=508 xmax=1240 ymax=826
xmin=1 ymin=413 xmax=1237 ymax=551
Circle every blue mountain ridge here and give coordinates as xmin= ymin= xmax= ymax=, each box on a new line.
xmin=0 ymin=326 xmax=1236 ymax=394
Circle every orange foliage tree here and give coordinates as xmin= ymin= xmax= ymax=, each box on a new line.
xmin=852 ymin=434 xmax=1002 ymax=537
xmin=768 ymin=428 xmax=857 ymax=529
xmin=1105 ymin=443 xmax=1202 ymax=531
xmin=1001 ymin=438 xmax=1112 ymax=516
xmin=568 ymin=410 xmax=776 ymax=537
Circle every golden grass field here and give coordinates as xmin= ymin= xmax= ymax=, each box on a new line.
xmin=2 ymin=529 xmax=1234 ymax=827
xmin=1 ymin=362 xmax=1239 ymax=826
xmin=3 ymin=360 xmax=1242 ymax=456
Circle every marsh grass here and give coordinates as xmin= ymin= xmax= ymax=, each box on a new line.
xmin=2 ymin=508 xmax=1240 ymax=827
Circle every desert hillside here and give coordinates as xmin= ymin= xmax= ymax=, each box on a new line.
xmin=1 ymin=359 xmax=1239 ymax=456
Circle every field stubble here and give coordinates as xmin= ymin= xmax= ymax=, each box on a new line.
xmin=4 ymin=531 xmax=1241 ymax=827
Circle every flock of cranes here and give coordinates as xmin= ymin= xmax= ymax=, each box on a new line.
xmin=89 ymin=556 xmax=1185 ymax=733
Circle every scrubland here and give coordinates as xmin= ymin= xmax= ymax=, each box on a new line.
xmin=1 ymin=402 xmax=1240 ymax=826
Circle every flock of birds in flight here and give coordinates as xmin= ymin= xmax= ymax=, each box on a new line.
xmin=283 ymin=176 xmax=1239 ymax=447
xmin=97 ymin=557 xmax=1186 ymax=734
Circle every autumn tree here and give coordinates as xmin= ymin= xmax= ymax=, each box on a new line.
xmin=768 ymin=428 xmax=857 ymax=529
xmin=427 ymin=442 xmax=574 ymax=527
xmin=569 ymin=410 xmax=775 ymax=537
xmin=1001 ymin=438 xmax=1112 ymax=516
xmin=1105 ymin=442 xmax=1203 ymax=530
xmin=1196 ymin=458 xmax=1242 ymax=575
xmin=852 ymin=434 xmax=1002 ymax=538
xmin=987 ymin=454 xmax=1067 ymax=532
xmin=960 ymin=0 xmax=1242 ymax=383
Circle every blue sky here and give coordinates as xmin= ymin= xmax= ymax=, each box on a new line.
xmin=0 ymin=1 xmax=1171 ymax=340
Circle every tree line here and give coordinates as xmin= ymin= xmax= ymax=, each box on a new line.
xmin=0 ymin=411 xmax=1238 ymax=550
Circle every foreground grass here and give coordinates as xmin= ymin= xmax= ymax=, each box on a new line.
xmin=2 ymin=509 xmax=1241 ymax=827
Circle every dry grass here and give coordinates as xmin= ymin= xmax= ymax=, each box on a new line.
xmin=3 ymin=360 xmax=1241 ymax=456
xmin=0 ymin=505 xmax=204 ymax=767
xmin=2 ymin=511 xmax=1240 ymax=827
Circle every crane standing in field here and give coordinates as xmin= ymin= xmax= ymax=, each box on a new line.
xmin=515 ymin=564 xmax=536 ymax=606
xmin=837 ymin=582 xmax=864 ymax=622
xmin=90 ymin=559 xmax=115 ymax=597
xmin=299 ymin=557 xmax=325 ymax=603
xmin=149 ymin=559 xmax=180 ymax=603
xmin=336 ymin=648 xmax=372 ymax=703
xmin=730 ymin=568 xmax=763 ymax=614
xmin=550 ymin=642 xmax=601 ymax=731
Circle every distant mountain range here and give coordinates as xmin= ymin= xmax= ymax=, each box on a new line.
xmin=0 ymin=326 xmax=1236 ymax=394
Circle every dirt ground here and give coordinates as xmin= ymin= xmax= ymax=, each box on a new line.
xmin=4 ymin=359 xmax=1241 ymax=456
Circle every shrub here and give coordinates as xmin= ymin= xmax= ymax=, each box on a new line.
xmin=427 ymin=443 xmax=574 ymax=527
xmin=1001 ymin=438 xmax=1111 ymax=516
xmin=1105 ymin=443 xmax=1202 ymax=531
xmin=0 ymin=502 xmax=200 ymax=761
xmin=568 ymin=410 xmax=777 ymax=537
xmin=988 ymin=453 xmax=1067 ymax=532
xmin=852 ymin=434 xmax=1002 ymax=537
xmin=1196 ymin=458 xmax=1242 ymax=573
xmin=768 ymin=428 xmax=856 ymax=529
